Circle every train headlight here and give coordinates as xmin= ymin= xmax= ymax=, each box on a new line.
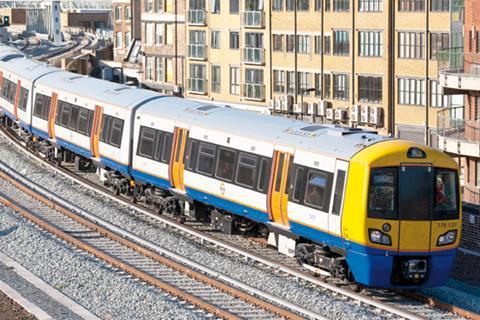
xmin=437 ymin=230 xmax=457 ymax=246
xmin=368 ymin=229 xmax=392 ymax=246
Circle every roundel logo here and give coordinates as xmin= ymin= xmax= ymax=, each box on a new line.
xmin=220 ymin=183 xmax=226 ymax=195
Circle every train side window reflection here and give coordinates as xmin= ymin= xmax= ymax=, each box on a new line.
xmin=216 ymin=148 xmax=236 ymax=182
xmin=257 ymin=157 xmax=270 ymax=193
xmin=137 ymin=126 xmax=156 ymax=159
xmin=304 ymin=171 xmax=329 ymax=210
xmin=235 ymin=153 xmax=257 ymax=188
xmin=196 ymin=143 xmax=216 ymax=176
xmin=433 ymin=169 xmax=459 ymax=220
xmin=161 ymin=133 xmax=172 ymax=163
xmin=368 ymin=168 xmax=397 ymax=220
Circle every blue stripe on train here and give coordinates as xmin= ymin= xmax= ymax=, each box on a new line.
xmin=100 ymin=157 xmax=130 ymax=178
xmin=130 ymin=169 xmax=171 ymax=190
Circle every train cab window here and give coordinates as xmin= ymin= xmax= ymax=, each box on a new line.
xmin=292 ymin=167 xmax=306 ymax=202
xmin=137 ymin=126 xmax=156 ymax=159
xmin=215 ymin=148 xmax=236 ymax=182
xmin=332 ymin=170 xmax=346 ymax=216
xmin=304 ymin=170 xmax=331 ymax=211
xmin=161 ymin=133 xmax=172 ymax=163
xmin=33 ymin=94 xmax=51 ymax=120
xmin=257 ymin=157 xmax=271 ymax=193
xmin=197 ymin=143 xmax=216 ymax=176
xmin=433 ymin=169 xmax=459 ymax=220
xmin=368 ymin=168 xmax=397 ymax=220
xmin=18 ymin=87 xmax=29 ymax=111
xmin=235 ymin=153 xmax=257 ymax=189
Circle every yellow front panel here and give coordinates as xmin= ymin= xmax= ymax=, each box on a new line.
xmin=399 ymin=221 xmax=431 ymax=252
xmin=366 ymin=218 xmax=400 ymax=250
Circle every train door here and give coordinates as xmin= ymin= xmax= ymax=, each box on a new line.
xmin=268 ymin=150 xmax=293 ymax=227
xmin=13 ymin=80 xmax=21 ymax=120
xmin=47 ymin=92 xmax=58 ymax=139
xmin=328 ymin=161 xmax=348 ymax=237
xmin=398 ymin=164 xmax=433 ymax=252
xmin=90 ymin=105 xmax=103 ymax=158
xmin=169 ymin=127 xmax=189 ymax=191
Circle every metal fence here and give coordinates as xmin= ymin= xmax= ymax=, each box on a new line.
xmin=461 ymin=204 xmax=480 ymax=254
xmin=437 ymin=106 xmax=480 ymax=144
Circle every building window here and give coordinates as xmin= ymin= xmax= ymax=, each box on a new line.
xmin=324 ymin=35 xmax=331 ymax=54
xmin=245 ymin=68 xmax=263 ymax=84
xmin=145 ymin=56 xmax=154 ymax=81
xmin=298 ymin=72 xmax=312 ymax=93
xmin=286 ymin=0 xmax=295 ymax=10
xmin=398 ymin=0 xmax=425 ymax=12
xmin=430 ymin=80 xmax=449 ymax=108
xmin=333 ymin=0 xmax=350 ymax=11
xmin=286 ymin=35 xmax=295 ymax=52
xmin=298 ymin=0 xmax=310 ymax=11
xmin=273 ymin=70 xmax=286 ymax=93
xmin=398 ymin=78 xmax=426 ymax=106
xmin=325 ymin=0 xmax=331 ymax=11
xmin=324 ymin=74 xmax=331 ymax=98
xmin=273 ymin=0 xmax=283 ymax=11
xmin=211 ymin=65 xmax=221 ymax=93
xmin=430 ymin=33 xmax=449 ymax=59
xmin=333 ymin=73 xmax=349 ymax=100
xmin=125 ymin=32 xmax=131 ymax=48
xmin=314 ymin=35 xmax=322 ymax=54
xmin=230 ymin=31 xmax=239 ymax=49
xmin=125 ymin=6 xmax=131 ymax=20
xmin=145 ymin=0 xmax=154 ymax=12
xmin=116 ymin=32 xmax=123 ymax=48
xmin=314 ymin=73 xmax=322 ymax=97
xmin=115 ymin=6 xmax=122 ymax=20
xmin=297 ymin=35 xmax=310 ymax=54
xmin=211 ymin=0 xmax=220 ymax=13
xmin=245 ymin=32 xmax=263 ymax=48
xmin=156 ymin=57 xmax=164 ymax=82
xmin=211 ymin=30 xmax=220 ymax=49
xmin=230 ymin=0 xmax=239 ymax=13
xmin=145 ymin=22 xmax=154 ymax=45
xmin=230 ymin=66 xmax=240 ymax=95
xmin=287 ymin=71 xmax=296 ymax=95
xmin=244 ymin=68 xmax=264 ymax=99
xmin=358 ymin=75 xmax=382 ymax=103
xmin=333 ymin=30 xmax=349 ymax=56
xmin=359 ymin=31 xmax=383 ymax=57
xmin=155 ymin=23 xmax=163 ymax=45
xmin=398 ymin=31 xmax=424 ymax=59
xmin=273 ymin=34 xmax=283 ymax=52
xmin=359 ymin=0 xmax=383 ymax=12
xmin=155 ymin=0 xmax=164 ymax=12
xmin=315 ymin=0 xmax=322 ymax=10
xmin=189 ymin=64 xmax=207 ymax=92
xmin=430 ymin=0 xmax=449 ymax=11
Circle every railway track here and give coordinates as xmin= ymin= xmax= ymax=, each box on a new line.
xmin=0 ymin=125 xmax=478 ymax=320
xmin=0 ymin=160 xmax=323 ymax=320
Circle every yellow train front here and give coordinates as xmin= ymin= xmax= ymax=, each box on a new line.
xmin=342 ymin=140 xmax=461 ymax=288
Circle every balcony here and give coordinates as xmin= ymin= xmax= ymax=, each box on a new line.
xmin=187 ymin=10 xmax=207 ymax=25
xmin=187 ymin=78 xmax=207 ymax=94
xmin=242 ymin=11 xmax=264 ymax=28
xmin=188 ymin=44 xmax=207 ymax=60
xmin=436 ymin=106 xmax=480 ymax=158
xmin=438 ymin=49 xmax=480 ymax=92
xmin=242 ymin=47 xmax=265 ymax=65
xmin=242 ymin=83 xmax=265 ymax=101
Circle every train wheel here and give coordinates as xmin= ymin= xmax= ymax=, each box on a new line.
xmin=133 ymin=184 xmax=143 ymax=203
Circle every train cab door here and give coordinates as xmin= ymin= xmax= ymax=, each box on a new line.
xmin=268 ymin=150 xmax=293 ymax=227
xmin=90 ymin=105 xmax=103 ymax=158
xmin=328 ymin=161 xmax=348 ymax=239
xmin=169 ymin=126 xmax=189 ymax=191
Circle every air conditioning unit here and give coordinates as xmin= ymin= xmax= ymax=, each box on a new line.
xmin=317 ymin=100 xmax=330 ymax=116
xmin=326 ymin=108 xmax=334 ymax=121
xmin=308 ymin=102 xmax=318 ymax=115
xmin=268 ymin=100 xmax=275 ymax=111
xmin=350 ymin=105 xmax=361 ymax=123
xmin=335 ymin=109 xmax=348 ymax=122
xmin=360 ymin=105 xmax=370 ymax=124
xmin=369 ymin=106 xmax=383 ymax=126
xmin=281 ymin=95 xmax=294 ymax=113
xmin=301 ymin=101 xmax=309 ymax=114
xmin=293 ymin=103 xmax=302 ymax=114
xmin=274 ymin=99 xmax=282 ymax=111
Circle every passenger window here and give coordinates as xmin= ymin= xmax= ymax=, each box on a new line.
xmin=18 ymin=87 xmax=28 ymax=111
xmin=161 ymin=133 xmax=173 ymax=163
xmin=185 ymin=139 xmax=198 ymax=171
xmin=216 ymin=148 xmax=236 ymax=181
xmin=257 ymin=157 xmax=271 ymax=193
xmin=68 ymin=105 xmax=79 ymax=130
xmin=138 ymin=127 xmax=156 ymax=159
xmin=368 ymin=168 xmax=397 ymax=219
xmin=86 ymin=110 xmax=94 ymax=135
xmin=153 ymin=131 xmax=165 ymax=161
xmin=292 ymin=167 xmax=306 ymax=202
xmin=33 ymin=94 xmax=45 ymax=118
xmin=77 ymin=109 xmax=89 ymax=135
xmin=197 ymin=143 xmax=216 ymax=176
xmin=274 ymin=154 xmax=285 ymax=192
xmin=304 ymin=171 xmax=329 ymax=211
xmin=60 ymin=103 xmax=70 ymax=127
xmin=332 ymin=170 xmax=346 ymax=216
xmin=110 ymin=118 xmax=124 ymax=148
xmin=100 ymin=115 xmax=111 ymax=143
xmin=235 ymin=153 xmax=257 ymax=189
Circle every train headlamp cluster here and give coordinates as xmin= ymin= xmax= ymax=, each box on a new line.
xmin=437 ymin=230 xmax=457 ymax=246
xmin=368 ymin=229 xmax=392 ymax=246
xmin=407 ymin=147 xmax=427 ymax=159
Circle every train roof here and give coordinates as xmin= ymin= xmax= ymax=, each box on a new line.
xmin=36 ymin=71 xmax=161 ymax=110
xmin=0 ymin=45 xmax=24 ymax=61
xmin=0 ymin=55 xmax=59 ymax=81
xmin=138 ymin=97 xmax=389 ymax=160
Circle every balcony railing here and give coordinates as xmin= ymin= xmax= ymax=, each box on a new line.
xmin=188 ymin=44 xmax=207 ymax=60
xmin=242 ymin=83 xmax=265 ymax=101
xmin=242 ymin=47 xmax=265 ymax=64
xmin=188 ymin=78 xmax=207 ymax=94
xmin=242 ymin=11 xmax=264 ymax=28
xmin=187 ymin=10 xmax=207 ymax=25
xmin=438 ymin=49 xmax=480 ymax=77
xmin=437 ymin=106 xmax=480 ymax=149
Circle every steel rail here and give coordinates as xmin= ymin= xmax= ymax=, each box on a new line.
xmin=0 ymin=161 xmax=324 ymax=320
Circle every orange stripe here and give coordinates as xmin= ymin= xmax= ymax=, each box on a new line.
xmin=48 ymin=92 xmax=58 ymax=139
xmin=91 ymin=105 xmax=103 ymax=158
xmin=13 ymin=80 xmax=21 ymax=119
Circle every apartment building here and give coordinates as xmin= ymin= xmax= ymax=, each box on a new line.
xmin=113 ymin=0 xmax=133 ymax=62
xmin=438 ymin=0 xmax=479 ymax=207
xmin=182 ymin=0 xmax=460 ymax=141
xmin=141 ymin=0 xmax=185 ymax=95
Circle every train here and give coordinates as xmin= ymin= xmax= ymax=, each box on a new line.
xmin=0 ymin=45 xmax=461 ymax=289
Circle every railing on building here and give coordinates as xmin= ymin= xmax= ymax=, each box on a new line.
xmin=437 ymin=106 xmax=480 ymax=145
xmin=438 ymin=49 xmax=480 ymax=78
xmin=187 ymin=78 xmax=207 ymax=94
xmin=461 ymin=203 xmax=480 ymax=254
xmin=242 ymin=83 xmax=265 ymax=101
xmin=242 ymin=47 xmax=265 ymax=64
xmin=242 ymin=11 xmax=264 ymax=28
xmin=187 ymin=10 xmax=207 ymax=25
xmin=187 ymin=44 xmax=207 ymax=60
